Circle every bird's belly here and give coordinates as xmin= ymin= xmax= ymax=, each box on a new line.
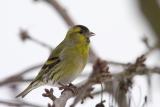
xmin=52 ymin=72 xmax=81 ymax=87
xmin=54 ymin=58 xmax=85 ymax=86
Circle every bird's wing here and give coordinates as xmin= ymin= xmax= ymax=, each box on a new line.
xmin=33 ymin=41 xmax=65 ymax=82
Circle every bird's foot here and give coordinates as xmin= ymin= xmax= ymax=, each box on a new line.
xmin=58 ymin=83 xmax=78 ymax=95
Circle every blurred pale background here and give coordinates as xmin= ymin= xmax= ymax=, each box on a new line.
xmin=0 ymin=0 xmax=159 ymax=107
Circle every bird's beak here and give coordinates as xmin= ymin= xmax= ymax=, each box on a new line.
xmin=88 ymin=32 xmax=95 ymax=37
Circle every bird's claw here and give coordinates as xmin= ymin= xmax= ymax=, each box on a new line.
xmin=58 ymin=83 xmax=78 ymax=95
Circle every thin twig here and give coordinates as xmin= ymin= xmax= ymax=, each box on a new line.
xmin=0 ymin=100 xmax=43 ymax=107
xmin=107 ymin=60 xmax=129 ymax=66
xmin=44 ymin=0 xmax=75 ymax=27
xmin=41 ymin=0 xmax=98 ymax=63
xmin=20 ymin=29 xmax=53 ymax=51
xmin=0 ymin=63 xmax=43 ymax=86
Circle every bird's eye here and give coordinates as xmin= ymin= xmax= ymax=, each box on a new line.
xmin=79 ymin=30 xmax=84 ymax=34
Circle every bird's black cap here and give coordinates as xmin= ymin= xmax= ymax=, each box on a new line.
xmin=75 ymin=25 xmax=90 ymax=33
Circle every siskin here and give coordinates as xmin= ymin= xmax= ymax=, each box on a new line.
xmin=16 ymin=25 xmax=95 ymax=98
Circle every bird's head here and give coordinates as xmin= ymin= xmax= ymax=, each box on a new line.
xmin=65 ymin=25 xmax=95 ymax=45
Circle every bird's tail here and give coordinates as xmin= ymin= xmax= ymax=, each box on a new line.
xmin=16 ymin=81 xmax=43 ymax=98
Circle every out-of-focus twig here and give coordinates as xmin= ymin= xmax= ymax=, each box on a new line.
xmin=0 ymin=63 xmax=43 ymax=86
xmin=142 ymin=36 xmax=158 ymax=56
xmin=39 ymin=0 xmax=98 ymax=63
xmin=44 ymin=0 xmax=75 ymax=27
xmin=139 ymin=0 xmax=160 ymax=47
xmin=0 ymin=100 xmax=43 ymax=107
xmin=107 ymin=60 xmax=129 ymax=67
xmin=20 ymin=29 xmax=53 ymax=51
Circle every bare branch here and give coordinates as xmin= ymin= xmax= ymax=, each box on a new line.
xmin=44 ymin=0 xmax=75 ymax=27
xmin=19 ymin=29 xmax=53 ymax=51
xmin=42 ymin=88 xmax=56 ymax=101
xmin=0 ymin=63 xmax=43 ymax=86
xmin=0 ymin=100 xmax=43 ymax=107
xmin=44 ymin=56 xmax=160 ymax=107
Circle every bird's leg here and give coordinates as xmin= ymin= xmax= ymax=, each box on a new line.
xmin=58 ymin=82 xmax=78 ymax=95
xmin=68 ymin=83 xmax=78 ymax=94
